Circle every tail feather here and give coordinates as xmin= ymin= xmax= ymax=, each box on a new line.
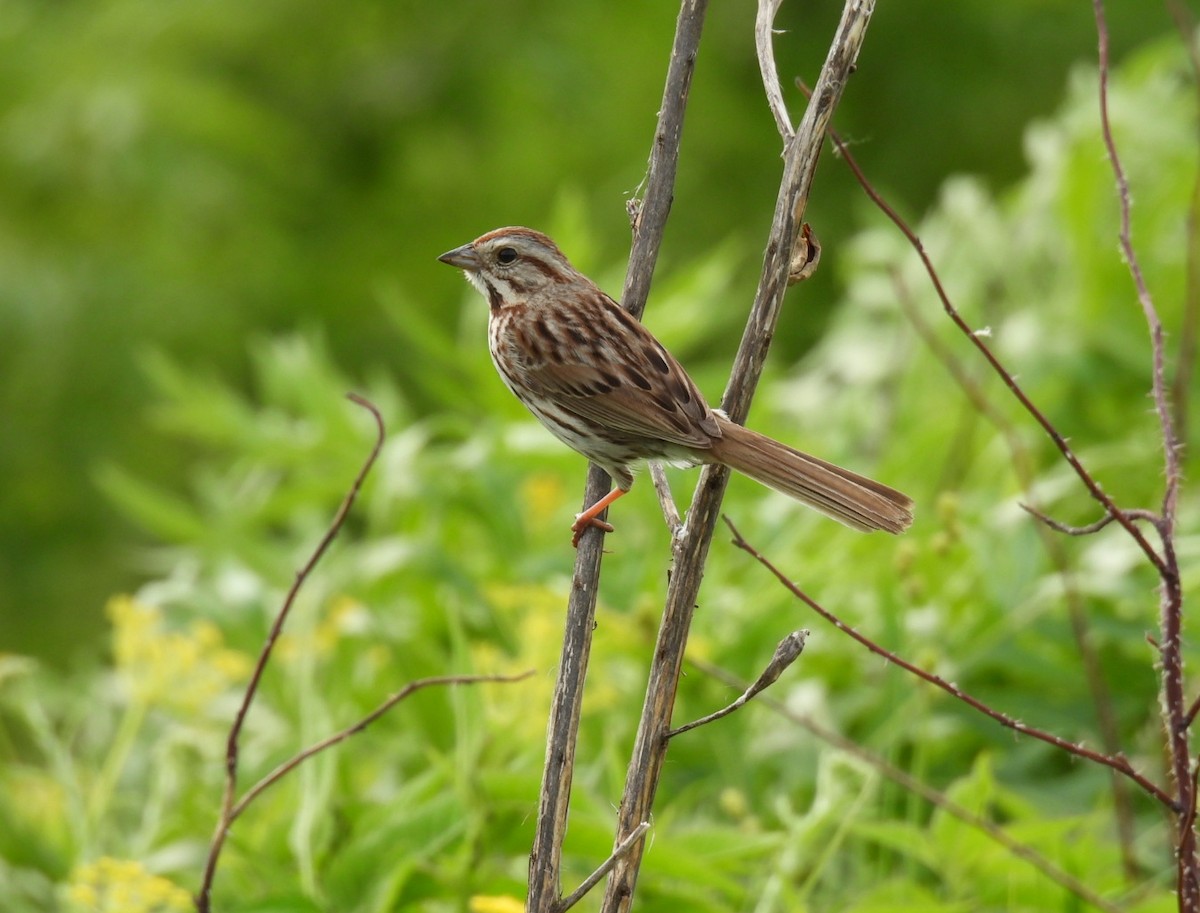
xmin=708 ymin=417 xmax=913 ymax=534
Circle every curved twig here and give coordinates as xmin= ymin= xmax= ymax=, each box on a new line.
xmin=755 ymin=0 xmax=793 ymax=140
xmin=724 ymin=516 xmax=1174 ymax=809
xmin=667 ymin=630 xmax=808 ymax=738
xmin=197 ymin=394 xmax=385 ymax=913
xmin=1020 ymin=504 xmax=1160 ymax=536
xmin=819 ymin=103 xmax=1169 ymax=579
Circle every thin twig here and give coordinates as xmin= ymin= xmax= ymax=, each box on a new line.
xmin=724 ymin=516 xmax=1175 ymax=808
xmin=229 ymin=671 xmax=535 ymax=822
xmin=668 ymin=629 xmax=807 ymax=738
xmin=1093 ymin=0 xmax=1183 ymax=527
xmin=690 ymin=657 xmax=1129 ymax=913
xmin=834 ymin=109 xmax=1181 ymax=881
xmin=755 ymin=0 xmax=793 ymax=140
xmin=1167 ymin=0 xmax=1200 ymax=447
xmin=526 ymin=3 xmax=710 ymax=910
xmin=197 ymin=393 xmax=384 ymax=913
xmin=820 ymin=103 xmax=1170 ymax=580
xmin=558 ymin=823 xmax=651 ymax=913
xmin=1020 ymin=504 xmax=1161 ymax=536
xmin=887 ymin=116 xmax=1147 ymax=889
xmin=648 ymin=461 xmax=684 ymax=538
xmin=1185 ymin=763 xmax=1200 ymax=905
xmin=1093 ymin=1 xmax=1193 ymax=901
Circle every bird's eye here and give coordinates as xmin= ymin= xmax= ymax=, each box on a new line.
xmin=497 ymin=247 xmax=518 ymax=265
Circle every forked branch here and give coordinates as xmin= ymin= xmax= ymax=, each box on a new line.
xmin=600 ymin=4 xmax=877 ymax=910
xmin=724 ymin=517 xmax=1174 ymax=808
xmin=196 ymin=397 xmax=532 ymax=912
xmin=668 ymin=629 xmax=808 ymax=739
xmin=526 ymin=2 xmax=710 ymax=910
xmin=197 ymin=393 xmax=385 ymax=913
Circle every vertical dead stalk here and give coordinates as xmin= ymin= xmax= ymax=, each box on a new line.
xmin=599 ymin=3 xmax=876 ymax=910
xmin=525 ymin=3 xmax=709 ymax=910
xmin=1092 ymin=1 xmax=1193 ymax=904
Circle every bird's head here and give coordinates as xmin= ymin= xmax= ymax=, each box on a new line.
xmin=438 ymin=227 xmax=581 ymax=308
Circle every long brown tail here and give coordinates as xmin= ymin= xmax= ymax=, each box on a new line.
xmin=707 ymin=416 xmax=913 ymax=534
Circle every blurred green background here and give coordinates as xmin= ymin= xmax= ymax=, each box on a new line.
xmin=2 ymin=1 xmax=1199 ymax=911
xmin=0 ymin=0 xmax=1175 ymax=661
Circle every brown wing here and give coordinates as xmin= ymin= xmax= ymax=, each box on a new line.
xmin=508 ymin=292 xmax=721 ymax=450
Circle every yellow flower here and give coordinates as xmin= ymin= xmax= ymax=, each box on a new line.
xmin=4 ymin=769 xmax=68 ymax=847
xmin=64 ymin=857 xmax=192 ymax=913
xmin=519 ymin=472 xmax=567 ymax=526
xmin=106 ymin=595 xmax=252 ymax=714
xmin=469 ymin=895 xmax=526 ymax=913
xmin=277 ymin=594 xmax=372 ymax=662
xmin=474 ymin=582 xmax=649 ymax=740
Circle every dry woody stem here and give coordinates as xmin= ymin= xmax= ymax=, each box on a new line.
xmin=809 ymin=0 xmax=1194 ymax=897
xmin=724 ymin=518 xmax=1172 ymax=808
xmin=525 ymin=2 xmax=878 ymax=911
xmin=600 ymin=5 xmax=876 ymax=911
xmin=525 ymin=3 xmax=710 ymax=908
xmin=196 ymin=393 xmax=386 ymax=913
xmin=196 ymin=397 xmax=532 ymax=912
xmin=667 ymin=628 xmax=808 ymax=739
xmin=690 ymin=657 xmax=1127 ymax=913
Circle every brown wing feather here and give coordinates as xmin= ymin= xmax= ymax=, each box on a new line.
xmin=510 ymin=292 xmax=720 ymax=451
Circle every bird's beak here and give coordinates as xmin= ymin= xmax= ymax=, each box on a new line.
xmin=438 ymin=244 xmax=481 ymax=271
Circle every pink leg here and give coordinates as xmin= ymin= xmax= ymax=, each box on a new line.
xmin=570 ymin=487 xmax=628 ymax=548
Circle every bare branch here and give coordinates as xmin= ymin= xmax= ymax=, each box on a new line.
xmin=1019 ymin=503 xmax=1160 ymax=536
xmin=1093 ymin=0 xmax=1183 ymax=529
xmin=1186 ymin=692 xmax=1200 ymax=729
xmin=668 ymin=629 xmax=808 ymax=738
xmin=1094 ymin=1 xmax=1193 ymax=898
xmin=821 ymin=99 xmax=1169 ymax=579
xmin=527 ymin=3 xmax=710 ymax=910
xmin=648 ymin=461 xmax=684 ymax=538
xmin=1167 ymin=0 xmax=1200 ymax=447
xmin=1185 ymin=762 xmax=1200 ymax=906
xmin=197 ymin=394 xmax=385 ymax=913
xmin=229 ymin=671 xmax=535 ymax=823
xmin=755 ymin=0 xmax=793 ymax=140
xmin=558 ymin=823 xmax=651 ymax=913
xmin=527 ymin=464 xmax=610 ymax=911
xmin=691 ymin=658 xmax=1130 ymax=913
xmin=724 ymin=516 xmax=1175 ymax=809
xmin=602 ymin=5 xmax=878 ymax=909
xmin=888 ymin=173 xmax=1146 ymax=884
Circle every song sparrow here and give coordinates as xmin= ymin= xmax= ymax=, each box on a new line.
xmin=439 ymin=227 xmax=913 ymax=546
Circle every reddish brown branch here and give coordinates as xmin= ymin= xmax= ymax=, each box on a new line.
xmin=1020 ymin=504 xmax=1161 ymax=536
xmin=724 ymin=516 xmax=1174 ymax=809
xmin=1093 ymin=0 xmax=1183 ymax=527
xmin=807 ymin=93 xmax=1170 ymax=580
xmin=197 ymin=394 xmax=384 ymax=913
xmin=1093 ymin=2 xmax=1193 ymax=903
xmin=692 ymin=657 xmax=1129 ymax=913
xmin=229 ymin=670 xmax=534 ymax=822
xmin=1167 ymin=0 xmax=1200 ymax=449
xmin=894 ymin=271 xmax=1142 ymax=880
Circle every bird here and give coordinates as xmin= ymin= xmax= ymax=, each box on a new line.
xmin=439 ymin=227 xmax=913 ymax=546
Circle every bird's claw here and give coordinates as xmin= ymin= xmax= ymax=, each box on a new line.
xmin=571 ymin=514 xmax=615 ymax=548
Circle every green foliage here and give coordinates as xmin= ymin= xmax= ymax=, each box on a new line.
xmin=1 ymin=9 xmax=1197 ymax=913
xmin=0 ymin=0 xmax=1178 ymax=658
